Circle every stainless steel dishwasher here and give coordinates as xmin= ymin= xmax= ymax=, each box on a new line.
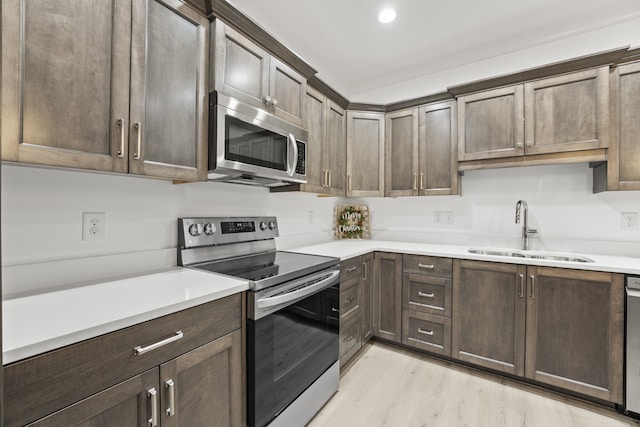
xmin=627 ymin=276 xmax=640 ymax=415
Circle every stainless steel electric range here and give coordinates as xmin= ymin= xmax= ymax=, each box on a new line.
xmin=178 ymin=217 xmax=340 ymax=427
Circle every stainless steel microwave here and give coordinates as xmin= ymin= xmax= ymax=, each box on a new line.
xmin=208 ymin=92 xmax=307 ymax=186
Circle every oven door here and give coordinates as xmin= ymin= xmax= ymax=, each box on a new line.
xmin=247 ymin=268 xmax=340 ymax=427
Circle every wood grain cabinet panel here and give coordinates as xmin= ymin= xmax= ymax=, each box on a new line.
xmin=452 ymin=260 xmax=527 ymax=376
xmin=346 ymin=111 xmax=385 ymax=197
xmin=1 ymin=0 xmax=208 ymax=180
xmin=384 ymin=101 xmax=458 ymax=197
xmin=452 ymin=260 xmax=624 ymax=404
xmin=213 ymin=21 xmax=306 ymax=126
xmin=402 ymin=310 xmax=451 ymax=356
xmin=297 ymin=87 xmax=345 ymax=195
xmin=524 ymin=267 xmax=624 ymax=403
xmin=458 ymin=67 xmax=608 ymax=167
xmin=4 ymin=294 xmax=242 ymax=426
xmin=594 ymin=60 xmax=640 ymax=191
xmin=361 ymin=253 xmax=375 ymax=342
xmin=373 ymin=252 xmax=403 ymax=342
xmin=404 ymin=274 xmax=451 ymax=317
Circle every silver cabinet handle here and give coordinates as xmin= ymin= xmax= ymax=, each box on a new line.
xmin=117 ymin=118 xmax=126 ymax=158
xmin=418 ymin=263 xmax=435 ymax=270
xmin=418 ymin=291 xmax=435 ymax=298
xmin=347 ymin=266 xmax=357 ymax=273
xmin=323 ymin=169 xmax=328 ymax=187
xmin=516 ymin=142 xmax=524 ymax=150
xmin=344 ymin=296 xmax=355 ymax=304
xmin=328 ymin=170 xmax=332 ymax=187
xmin=345 ymin=335 xmax=355 ymax=344
xmin=148 ymin=388 xmax=158 ymax=427
xmin=166 ymin=379 xmax=176 ymax=417
xmin=362 ymin=263 xmax=368 ymax=280
xmin=413 ymin=173 xmax=418 ymax=191
xmin=419 ymin=172 xmax=424 ymax=191
xmin=418 ymin=328 xmax=434 ymax=336
xmin=133 ymin=122 xmax=142 ymax=160
xmin=519 ymin=274 xmax=524 ymax=298
xmin=331 ymin=307 xmax=339 ymax=313
xmin=272 ymin=98 xmax=278 ymax=107
xmin=526 ymin=141 xmax=533 ymax=147
xmin=529 ymin=275 xmax=535 ymax=299
xmin=134 ymin=331 xmax=183 ymax=356
xmin=347 ymin=174 xmax=352 ymax=192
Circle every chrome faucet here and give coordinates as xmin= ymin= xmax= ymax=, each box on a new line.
xmin=515 ymin=200 xmax=537 ymax=250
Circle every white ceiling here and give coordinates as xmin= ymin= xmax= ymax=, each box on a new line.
xmin=228 ymin=0 xmax=640 ymax=103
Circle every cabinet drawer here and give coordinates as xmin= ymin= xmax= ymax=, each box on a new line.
xmin=404 ymin=274 xmax=452 ymax=317
xmin=402 ymin=310 xmax=451 ymax=356
xmin=403 ymin=254 xmax=452 ymax=278
xmin=340 ymin=315 xmax=362 ymax=365
xmin=340 ymin=276 xmax=361 ymax=319
xmin=341 ymin=256 xmax=363 ymax=282
xmin=4 ymin=294 xmax=242 ymax=427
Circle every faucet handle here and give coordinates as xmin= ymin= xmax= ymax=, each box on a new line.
xmin=528 ymin=227 xmax=538 ymax=234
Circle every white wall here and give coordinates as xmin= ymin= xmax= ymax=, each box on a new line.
xmin=3 ymin=162 xmax=639 ymax=296
xmin=362 ymin=163 xmax=640 ymax=256
xmin=1 ymin=164 xmax=337 ymax=296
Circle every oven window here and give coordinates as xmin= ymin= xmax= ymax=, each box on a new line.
xmin=247 ymin=284 xmax=339 ymax=427
xmin=226 ymin=115 xmax=288 ymax=171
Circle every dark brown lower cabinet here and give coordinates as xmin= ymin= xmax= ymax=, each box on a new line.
xmin=373 ymin=252 xmax=403 ymax=342
xmin=452 ymin=260 xmax=624 ymax=404
xmin=5 ymin=295 xmax=244 ymax=427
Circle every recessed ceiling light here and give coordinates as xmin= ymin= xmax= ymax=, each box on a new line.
xmin=377 ymin=8 xmax=397 ymax=24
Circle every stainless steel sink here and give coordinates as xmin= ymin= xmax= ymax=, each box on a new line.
xmin=467 ymin=248 xmax=526 ymax=258
xmin=467 ymin=248 xmax=594 ymax=263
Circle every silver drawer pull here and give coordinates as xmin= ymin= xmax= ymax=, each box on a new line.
xmin=418 ymin=263 xmax=435 ymax=270
xmin=418 ymin=291 xmax=435 ymax=298
xmin=166 ymin=379 xmax=176 ymax=417
xmin=345 ymin=335 xmax=355 ymax=344
xmin=331 ymin=307 xmax=340 ymax=313
xmin=346 ymin=266 xmax=358 ymax=273
xmin=134 ymin=331 xmax=183 ymax=356
xmin=418 ymin=328 xmax=434 ymax=336
xmin=148 ymin=388 xmax=158 ymax=427
xmin=345 ymin=296 xmax=355 ymax=304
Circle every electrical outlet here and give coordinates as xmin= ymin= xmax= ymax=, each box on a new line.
xmin=443 ymin=211 xmax=454 ymax=225
xmin=621 ymin=212 xmax=639 ymax=231
xmin=434 ymin=211 xmax=443 ymax=224
xmin=83 ymin=212 xmax=106 ymax=240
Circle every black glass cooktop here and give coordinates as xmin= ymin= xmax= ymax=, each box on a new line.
xmin=193 ymin=251 xmax=339 ymax=290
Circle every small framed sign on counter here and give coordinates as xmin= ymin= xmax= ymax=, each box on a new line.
xmin=334 ymin=204 xmax=370 ymax=239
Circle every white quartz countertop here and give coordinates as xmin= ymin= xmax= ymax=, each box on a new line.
xmin=2 ymin=268 xmax=248 ymax=364
xmin=292 ymin=240 xmax=640 ymax=275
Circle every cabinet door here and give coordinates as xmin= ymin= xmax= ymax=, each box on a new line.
xmin=419 ymin=101 xmax=459 ymax=195
xmin=457 ymin=86 xmax=524 ymax=161
xmin=525 ymin=267 xmax=624 ymax=403
xmin=607 ymin=61 xmax=640 ymax=190
xmin=269 ymin=57 xmax=306 ymax=126
xmin=160 ymin=330 xmax=243 ymax=427
xmin=213 ymin=21 xmax=269 ymax=110
xmin=361 ymin=253 xmax=374 ymax=342
xmin=129 ymin=0 xmax=208 ymax=181
xmin=524 ymin=67 xmax=609 ymax=155
xmin=325 ymin=101 xmax=347 ymax=195
xmin=385 ymin=108 xmax=419 ymax=197
xmin=301 ymin=87 xmax=327 ymax=193
xmin=1 ymin=0 xmax=131 ymax=173
xmin=452 ymin=260 xmax=526 ymax=376
xmin=346 ymin=111 xmax=385 ymax=197
xmin=373 ymin=252 xmax=403 ymax=342
xmin=28 ymin=369 xmax=158 ymax=427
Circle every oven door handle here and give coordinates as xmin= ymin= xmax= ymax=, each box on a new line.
xmin=256 ymin=270 xmax=340 ymax=309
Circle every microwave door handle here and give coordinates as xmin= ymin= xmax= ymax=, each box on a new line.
xmin=286 ymin=133 xmax=298 ymax=177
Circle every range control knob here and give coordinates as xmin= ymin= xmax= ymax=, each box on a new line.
xmin=203 ymin=223 xmax=216 ymax=236
xmin=188 ymin=223 xmax=201 ymax=237
xmin=259 ymin=221 xmax=268 ymax=231
xmin=268 ymin=220 xmax=277 ymax=230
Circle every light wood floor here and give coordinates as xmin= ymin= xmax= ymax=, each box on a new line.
xmin=308 ymin=342 xmax=639 ymax=427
